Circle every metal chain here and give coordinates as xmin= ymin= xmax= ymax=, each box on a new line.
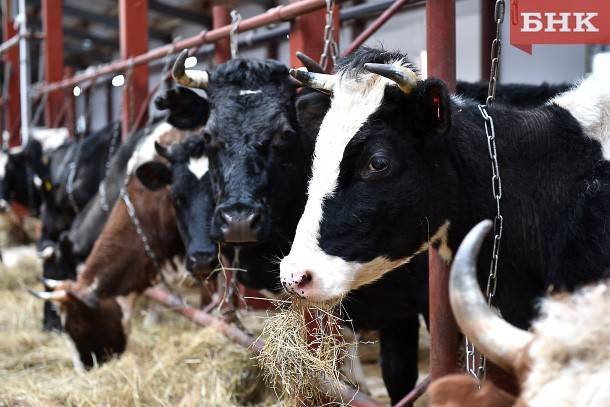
xmin=121 ymin=186 xmax=161 ymax=272
xmin=319 ymin=0 xmax=338 ymax=72
xmin=465 ymin=0 xmax=505 ymax=385
xmin=230 ymin=10 xmax=242 ymax=59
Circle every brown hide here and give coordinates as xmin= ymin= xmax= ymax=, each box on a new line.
xmin=76 ymin=177 xmax=182 ymax=300
xmin=428 ymin=374 xmax=517 ymax=407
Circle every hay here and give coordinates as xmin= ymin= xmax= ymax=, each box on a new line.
xmin=255 ymin=301 xmax=354 ymax=406
xmin=0 ymin=246 xmax=278 ymax=407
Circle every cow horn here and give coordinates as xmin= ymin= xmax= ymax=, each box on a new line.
xmin=172 ymin=49 xmax=209 ymax=89
xmin=364 ymin=63 xmax=418 ymax=95
xmin=37 ymin=246 xmax=55 ymax=260
xmin=289 ymin=68 xmax=336 ymax=95
xmin=28 ymin=289 xmax=67 ymax=302
xmin=295 ymin=52 xmax=325 ymax=74
xmin=41 ymin=278 xmax=64 ymax=289
xmin=449 ymin=220 xmax=534 ymax=372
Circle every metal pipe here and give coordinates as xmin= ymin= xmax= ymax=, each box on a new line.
xmin=343 ymin=0 xmax=423 ymax=56
xmin=393 ymin=375 xmax=431 ymax=407
xmin=17 ymin=0 xmax=30 ymax=146
xmin=145 ymin=286 xmax=383 ymax=407
xmin=36 ymin=0 xmax=340 ymax=95
xmin=428 ymin=247 xmax=459 ymax=381
xmin=0 ymin=34 xmax=20 ymax=55
xmin=426 ymin=0 xmax=456 ymax=91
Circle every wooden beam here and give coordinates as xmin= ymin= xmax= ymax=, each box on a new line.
xmin=2 ymin=0 xmax=20 ymax=146
xmin=42 ymin=0 xmax=64 ymax=129
xmin=119 ymin=0 xmax=149 ymax=137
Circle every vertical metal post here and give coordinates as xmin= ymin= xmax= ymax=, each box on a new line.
xmin=428 ymin=247 xmax=459 ymax=380
xmin=119 ymin=0 xmax=149 ymax=138
xmin=2 ymin=0 xmax=20 ymax=147
xmin=17 ymin=0 xmax=29 ymax=146
xmin=212 ymin=6 xmax=231 ymax=64
xmin=42 ymin=0 xmax=64 ymax=128
xmin=289 ymin=0 xmax=339 ymax=72
xmin=480 ymin=0 xmax=495 ymax=81
xmin=426 ymin=0 xmax=456 ymax=91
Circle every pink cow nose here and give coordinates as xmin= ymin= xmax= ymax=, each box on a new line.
xmin=281 ymin=270 xmax=313 ymax=297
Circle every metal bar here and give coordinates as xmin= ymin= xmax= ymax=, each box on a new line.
xmin=36 ymin=0 xmax=341 ymax=95
xmin=2 ymin=0 xmax=21 ymax=147
xmin=212 ymin=6 xmax=231 ymax=64
xmin=428 ymin=247 xmax=459 ymax=381
xmin=480 ymin=0 xmax=495 ymax=81
xmin=0 ymin=34 xmax=20 ymax=55
xmin=18 ymin=0 xmax=30 ymax=146
xmin=426 ymin=0 xmax=456 ymax=91
xmin=119 ymin=0 xmax=149 ymax=137
xmin=42 ymin=0 xmax=64 ymax=128
xmin=393 ymin=376 xmax=431 ymax=407
xmin=145 ymin=286 xmax=383 ymax=407
xmin=343 ymin=0 xmax=422 ymax=57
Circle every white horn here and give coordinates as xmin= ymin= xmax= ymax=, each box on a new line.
xmin=28 ymin=289 xmax=67 ymax=302
xmin=37 ymin=246 xmax=55 ymax=260
xmin=289 ymin=68 xmax=336 ymax=95
xmin=172 ymin=49 xmax=209 ymax=89
xmin=364 ymin=63 xmax=418 ymax=95
xmin=449 ymin=220 xmax=534 ymax=372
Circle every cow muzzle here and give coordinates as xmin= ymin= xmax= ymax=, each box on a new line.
xmin=214 ymin=204 xmax=264 ymax=244
xmin=186 ymin=250 xmax=217 ymax=276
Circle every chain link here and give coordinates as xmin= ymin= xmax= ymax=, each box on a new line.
xmin=230 ymin=10 xmax=242 ymax=59
xmin=465 ymin=0 xmax=505 ymax=385
xmin=319 ymin=0 xmax=338 ymax=72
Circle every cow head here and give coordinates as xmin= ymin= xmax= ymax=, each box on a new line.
xmin=30 ymin=281 xmax=126 ymax=370
xmin=154 ymin=86 xmax=209 ymax=130
xmin=0 ymin=140 xmax=46 ymax=213
xmin=172 ymin=50 xmax=308 ymax=245
xmin=280 ymin=47 xmax=454 ymax=303
xmin=136 ymin=135 xmax=217 ymax=275
xmin=39 ymin=233 xmax=78 ymax=282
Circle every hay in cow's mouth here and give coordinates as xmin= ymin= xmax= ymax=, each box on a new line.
xmin=255 ymin=300 xmax=356 ymax=406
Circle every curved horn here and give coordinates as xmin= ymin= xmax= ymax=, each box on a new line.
xmin=364 ymin=63 xmax=418 ymax=95
xmin=41 ymin=278 xmax=65 ymax=289
xmin=295 ymin=52 xmax=325 ymax=74
xmin=37 ymin=246 xmax=55 ymax=260
xmin=450 ymin=220 xmax=533 ymax=372
xmin=289 ymin=68 xmax=336 ymax=95
xmin=28 ymin=289 xmax=67 ymax=302
xmin=172 ymin=49 xmax=209 ymax=89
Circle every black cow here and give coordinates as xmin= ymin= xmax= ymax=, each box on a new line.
xmin=281 ymin=47 xmax=610 ymax=334
xmin=0 ymin=141 xmax=45 ymax=214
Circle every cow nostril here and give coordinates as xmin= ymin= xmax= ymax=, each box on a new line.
xmin=297 ymin=271 xmax=313 ymax=289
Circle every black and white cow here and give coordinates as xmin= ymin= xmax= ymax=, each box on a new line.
xmin=281 ymin=47 xmax=610 ymax=331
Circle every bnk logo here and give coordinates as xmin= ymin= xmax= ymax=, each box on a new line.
xmin=510 ymin=0 xmax=610 ymax=54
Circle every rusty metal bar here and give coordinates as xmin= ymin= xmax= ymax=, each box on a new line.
xmin=426 ymin=0 xmax=456 ymax=91
xmin=428 ymin=247 xmax=459 ymax=380
xmin=119 ymin=0 xmax=149 ymax=137
xmin=145 ymin=286 xmax=382 ymax=407
xmin=36 ymin=0 xmax=340 ymax=95
xmin=42 ymin=0 xmax=65 ymax=128
xmin=213 ymin=6 xmax=231 ymax=64
xmin=342 ymin=0 xmax=424 ymax=57
xmin=2 ymin=0 xmax=21 ymax=147
xmin=393 ymin=375 xmax=431 ymax=407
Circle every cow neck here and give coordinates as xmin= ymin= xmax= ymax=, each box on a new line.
xmin=447 ymin=101 xmax=610 ymax=324
xmin=78 ymin=178 xmax=182 ymax=298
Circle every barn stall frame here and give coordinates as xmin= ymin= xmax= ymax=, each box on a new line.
xmin=2 ymin=0 xmax=490 ymax=405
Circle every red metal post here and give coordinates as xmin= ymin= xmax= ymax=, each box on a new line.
xmin=213 ymin=6 xmax=231 ymax=64
xmin=428 ymin=247 xmax=460 ymax=381
xmin=289 ymin=0 xmax=340 ymax=72
xmin=480 ymin=0 xmax=495 ymax=81
xmin=119 ymin=0 xmax=149 ymax=137
xmin=426 ymin=0 xmax=456 ymax=91
xmin=42 ymin=0 xmax=64 ymax=128
xmin=2 ymin=1 xmax=20 ymax=146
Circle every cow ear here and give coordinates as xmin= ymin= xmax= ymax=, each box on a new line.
xmin=296 ymin=90 xmax=331 ymax=143
xmin=414 ymin=79 xmax=451 ymax=135
xmin=155 ymin=87 xmax=210 ymax=130
xmin=136 ymin=161 xmax=172 ymax=191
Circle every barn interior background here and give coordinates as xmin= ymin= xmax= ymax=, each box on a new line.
xmin=0 ymin=0 xmax=608 ymax=406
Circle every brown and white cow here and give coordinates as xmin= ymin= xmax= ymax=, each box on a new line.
xmin=429 ymin=220 xmax=610 ymax=407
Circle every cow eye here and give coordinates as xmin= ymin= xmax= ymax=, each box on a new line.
xmin=281 ymin=129 xmax=295 ymax=141
xmin=202 ymin=131 xmax=214 ymax=144
xmin=368 ymin=155 xmax=389 ymax=173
